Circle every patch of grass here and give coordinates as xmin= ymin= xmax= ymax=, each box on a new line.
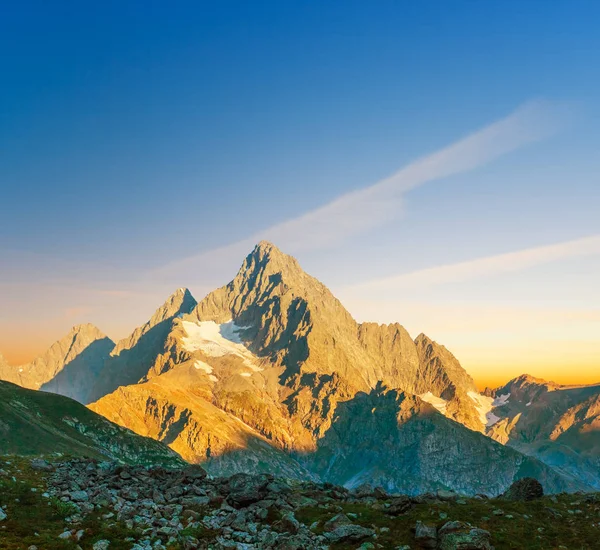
xmin=296 ymin=494 xmax=600 ymax=549
xmin=0 ymin=456 xmax=142 ymax=550
xmin=49 ymin=498 xmax=79 ymax=519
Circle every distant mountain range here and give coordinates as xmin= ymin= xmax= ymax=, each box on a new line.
xmin=1 ymin=241 xmax=598 ymax=494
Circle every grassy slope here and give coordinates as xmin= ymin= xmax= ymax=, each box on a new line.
xmin=296 ymin=495 xmax=600 ymax=549
xmin=0 ymin=381 xmax=183 ymax=467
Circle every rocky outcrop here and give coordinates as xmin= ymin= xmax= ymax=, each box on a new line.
xmin=0 ymin=324 xmax=114 ymax=403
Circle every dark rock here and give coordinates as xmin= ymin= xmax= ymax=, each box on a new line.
xmin=277 ymin=511 xmax=300 ymax=534
xmin=182 ymin=464 xmax=208 ymax=481
xmin=415 ymin=521 xmax=437 ymax=548
xmin=438 ymin=520 xmax=494 ymax=549
xmin=386 ymin=495 xmax=415 ymax=515
xmin=503 ymin=478 xmax=544 ymax=501
xmin=323 ymin=513 xmax=352 ymax=532
xmin=30 ymin=458 xmax=55 ymax=472
xmin=324 ymin=524 xmax=375 ymax=542
xmin=226 ymin=473 xmax=271 ymax=507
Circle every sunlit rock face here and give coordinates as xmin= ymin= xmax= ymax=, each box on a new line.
xmin=88 ymin=242 xmax=594 ymax=494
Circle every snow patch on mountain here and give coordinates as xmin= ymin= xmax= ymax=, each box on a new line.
xmin=181 ymin=320 xmax=261 ymax=370
xmin=419 ymin=392 xmax=448 ymax=414
xmin=467 ymin=391 xmax=497 ymax=426
xmin=193 ymin=360 xmax=213 ymax=374
xmin=493 ymin=393 xmax=511 ymax=407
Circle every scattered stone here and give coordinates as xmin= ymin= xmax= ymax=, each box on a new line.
xmin=323 ymin=513 xmax=352 ymax=532
xmin=69 ymin=490 xmax=89 ymax=502
xmin=30 ymin=458 xmax=54 ymax=472
xmin=437 ymin=489 xmax=458 ymax=501
xmin=226 ymin=473 xmax=270 ymax=507
xmin=324 ymin=524 xmax=375 ymax=542
xmin=386 ymin=495 xmax=416 ymax=515
xmin=0 ymin=507 xmax=6 ymax=521
xmin=438 ymin=521 xmax=493 ymax=550
xmin=414 ymin=521 xmax=437 ymax=548
xmin=92 ymin=541 xmax=110 ymax=550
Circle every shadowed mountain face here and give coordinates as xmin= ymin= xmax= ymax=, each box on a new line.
xmin=301 ymin=385 xmax=582 ymax=495
xmin=486 ymin=375 xmax=600 ymax=489
xmin=0 ymin=324 xmax=114 ymax=403
xmin=89 ymin=242 xmax=593 ymax=494
xmin=87 ymin=287 xmax=197 ymax=403
xmin=0 ymin=380 xmax=183 ymax=467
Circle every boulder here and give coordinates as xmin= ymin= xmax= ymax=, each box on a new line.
xmin=30 ymin=458 xmax=54 ymax=472
xmin=438 ymin=520 xmax=494 ymax=549
xmin=414 ymin=521 xmax=437 ymax=548
xmin=69 ymin=490 xmax=89 ymax=502
xmin=324 ymin=524 xmax=375 ymax=542
xmin=226 ymin=473 xmax=270 ymax=507
xmin=503 ymin=478 xmax=543 ymax=501
xmin=386 ymin=495 xmax=415 ymax=515
xmin=182 ymin=464 xmax=208 ymax=481
xmin=323 ymin=513 xmax=352 ymax=532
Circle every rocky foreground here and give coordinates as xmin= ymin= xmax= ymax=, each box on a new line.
xmin=0 ymin=457 xmax=599 ymax=550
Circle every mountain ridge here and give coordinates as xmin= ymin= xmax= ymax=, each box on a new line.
xmin=2 ymin=241 xmax=598 ymax=493
xmin=88 ymin=242 xmax=594 ymax=494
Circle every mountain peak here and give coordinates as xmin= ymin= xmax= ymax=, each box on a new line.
xmin=248 ymin=241 xmax=296 ymax=268
xmin=230 ymin=241 xmax=306 ymax=291
xmin=150 ymin=288 xmax=197 ymax=325
xmin=70 ymin=323 xmax=106 ymax=337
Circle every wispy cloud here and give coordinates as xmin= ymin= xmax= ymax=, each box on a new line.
xmin=344 ymin=234 xmax=600 ymax=292
xmin=153 ymin=99 xmax=570 ymax=282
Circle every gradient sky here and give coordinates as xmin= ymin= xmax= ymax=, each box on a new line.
xmin=1 ymin=1 xmax=599 ymax=388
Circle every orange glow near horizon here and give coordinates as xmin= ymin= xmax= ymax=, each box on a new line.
xmin=2 ymin=324 xmax=598 ymax=391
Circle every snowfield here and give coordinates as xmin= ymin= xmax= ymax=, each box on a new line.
xmin=181 ymin=320 xmax=263 ymax=375
xmin=419 ymin=392 xmax=448 ymax=414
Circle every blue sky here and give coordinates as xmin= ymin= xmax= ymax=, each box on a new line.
xmin=1 ymin=1 xmax=599 ymax=385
